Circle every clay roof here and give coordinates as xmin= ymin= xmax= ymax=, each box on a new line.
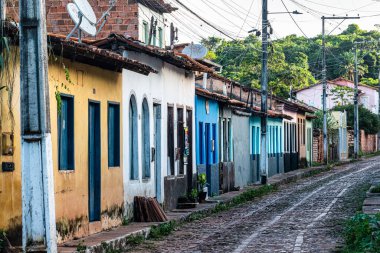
xmin=195 ymin=86 xmax=291 ymax=119
xmin=332 ymin=77 xmax=379 ymax=91
xmin=135 ymin=0 xmax=178 ymax=13
xmin=295 ymin=77 xmax=378 ymax=92
xmin=3 ymin=22 xmax=157 ymax=75
xmin=90 ymin=34 xmax=214 ymax=73
xmin=48 ymin=34 xmax=157 ymax=75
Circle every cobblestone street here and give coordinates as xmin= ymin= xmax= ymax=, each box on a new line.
xmin=131 ymin=157 xmax=380 ymax=253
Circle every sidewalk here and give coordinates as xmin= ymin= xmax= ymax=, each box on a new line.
xmin=58 ymin=165 xmax=327 ymax=253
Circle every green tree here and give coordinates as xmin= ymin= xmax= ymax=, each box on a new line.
xmin=201 ymin=24 xmax=380 ymax=98
xmin=334 ymin=104 xmax=380 ymax=134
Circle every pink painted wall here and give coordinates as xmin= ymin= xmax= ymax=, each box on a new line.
xmin=296 ymin=80 xmax=379 ymax=113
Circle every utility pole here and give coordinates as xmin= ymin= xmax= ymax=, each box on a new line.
xmin=0 ymin=0 xmax=5 ymax=24
xmin=20 ymin=0 xmax=57 ymax=252
xmin=260 ymin=0 xmax=268 ymax=184
xmin=378 ymin=68 xmax=380 ymax=116
xmin=321 ymin=15 xmax=359 ymax=164
xmin=354 ymin=44 xmax=359 ymax=159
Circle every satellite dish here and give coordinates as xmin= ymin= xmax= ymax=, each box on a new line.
xmin=66 ymin=0 xmax=117 ymax=42
xmin=67 ymin=3 xmax=96 ymax=36
xmin=74 ymin=0 xmax=97 ymax=24
xmin=183 ymin=44 xmax=208 ymax=59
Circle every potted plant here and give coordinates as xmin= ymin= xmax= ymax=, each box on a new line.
xmin=198 ymin=173 xmax=208 ymax=203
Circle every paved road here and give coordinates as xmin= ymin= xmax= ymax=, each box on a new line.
xmin=132 ymin=157 xmax=380 ymax=253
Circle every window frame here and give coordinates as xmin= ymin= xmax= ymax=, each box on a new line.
xmin=107 ymin=102 xmax=121 ymax=168
xmin=143 ymin=21 xmax=149 ymax=44
xmin=142 ymin=98 xmax=151 ymax=179
xmin=129 ymin=95 xmax=139 ymax=180
xmin=58 ymin=94 xmax=75 ymax=171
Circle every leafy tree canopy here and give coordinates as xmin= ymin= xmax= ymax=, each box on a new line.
xmin=334 ymin=104 xmax=380 ymax=134
xmin=201 ymin=24 xmax=380 ymax=98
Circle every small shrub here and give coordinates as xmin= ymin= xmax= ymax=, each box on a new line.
xmin=342 ymin=213 xmax=380 ymax=253
xmin=189 ymin=189 xmax=199 ymax=202
xmin=76 ymin=242 xmax=86 ymax=253
xmin=0 ymin=230 xmax=5 ymax=252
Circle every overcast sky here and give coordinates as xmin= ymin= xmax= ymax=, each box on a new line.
xmin=165 ymin=0 xmax=380 ymax=43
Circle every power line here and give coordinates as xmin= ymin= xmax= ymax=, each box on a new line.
xmin=174 ymin=0 xmax=235 ymax=40
xmin=280 ymin=0 xmax=309 ymax=38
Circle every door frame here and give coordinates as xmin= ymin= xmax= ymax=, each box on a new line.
xmin=88 ymin=100 xmax=101 ymax=222
xmin=153 ymin=103 xmax=162 ymax=202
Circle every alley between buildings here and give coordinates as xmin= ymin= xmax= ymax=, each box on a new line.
xmin=130 ymin=156 xmax=380 ymax=253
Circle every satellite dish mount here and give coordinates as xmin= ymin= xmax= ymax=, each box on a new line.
xmin=66 ymin=0 xmax=117 ymax=42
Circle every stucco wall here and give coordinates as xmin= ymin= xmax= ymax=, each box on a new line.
xmin=296 ymin=82 xmax=379 ymax=113
xmin=122 ymin=50 xmax=196 ymax=214
xmin=138 ymin=3 xmax=167 ymax=47
xmin=0 ymin=56 xmax=125 ymax=242
xmin=51 ymin=59 xmax=125 ymax=241
xmin=0 ymin=49 xmax=22 ymax=240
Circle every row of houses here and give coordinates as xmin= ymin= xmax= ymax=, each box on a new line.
xmin=0 ymin=29 xmax=317 ymax=243
xmin=1 ymin=0 xmax=358 ymax=245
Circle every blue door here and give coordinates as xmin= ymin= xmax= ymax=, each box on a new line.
xmin=89 ymin=102 xmax=101 ymax=222
xmin=154 ymin=104 xmax=162 ymax=202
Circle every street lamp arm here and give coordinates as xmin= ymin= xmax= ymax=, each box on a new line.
xmin=268 ymin=10 xmax=303 ymax=15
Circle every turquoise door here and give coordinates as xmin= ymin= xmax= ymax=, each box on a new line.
xmin=88 ymin=101 xmax=101 ymax=222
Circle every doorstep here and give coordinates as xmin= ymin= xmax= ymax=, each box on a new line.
xmin=58 ymin=165 xmax=327 ymax=253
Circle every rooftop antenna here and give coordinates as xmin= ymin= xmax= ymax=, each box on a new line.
xmin=66 ymin=0 xmax=117 ymax=42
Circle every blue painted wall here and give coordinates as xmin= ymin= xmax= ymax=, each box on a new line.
xmin=267 ymin=117 xmax=284 ymax=154
xmin=195 ymin=95 xmax=219 ymax=165
xmin=249 ymin=116 xmax=261 ymax=155
xmin=195 ymin=95 xmax=220 ymax=196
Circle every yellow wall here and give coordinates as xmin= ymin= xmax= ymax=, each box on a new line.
xmin=0 ymin=53 xmax=124 ymax=242
xmin=0 ymin=49 xmax=22 ymax=235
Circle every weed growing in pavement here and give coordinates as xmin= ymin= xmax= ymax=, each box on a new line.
xmin=363 ymin=150 xmax=380 ymax=159
xmin=342 ymin=213 xmax=380 ymax=253
xmin=76 ymin=242 xmax=87 ymax=253
xmin=149 ymin=221 xmax=177 ymax=240
xmin=186 ymin=212 xmax=207 ymax=222
xmin=101 ymin=241 xmax=122 ymax=253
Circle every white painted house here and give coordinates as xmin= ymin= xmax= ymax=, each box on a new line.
xmin=295 ymin=77 xmax=379 ymax=113
xmin=92 ymin=34 xmax=211 ymax=216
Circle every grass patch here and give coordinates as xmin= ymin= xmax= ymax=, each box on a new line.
xmin=362 ymin=151 xmax=380 ymax=159
xmin=148 ymin=221 xmax=177 ymax=240
xmin=342 ymin=213 xmax=380 ymax=253
xmin=126 ymin=234 xmax=145 ymax=246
